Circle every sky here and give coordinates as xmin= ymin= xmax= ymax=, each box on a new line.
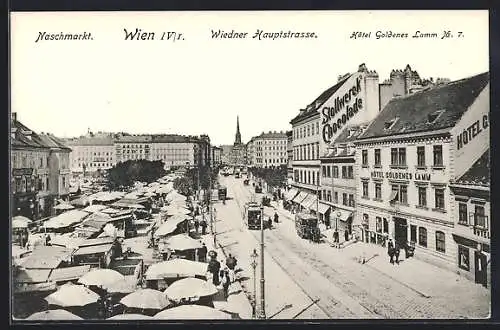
xmin=11 ymin=10 xmax=489 ymax=146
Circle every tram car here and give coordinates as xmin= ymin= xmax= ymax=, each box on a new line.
xmin=295 ymin=212 xmax=320 ymax=242
xmin=243 ymin=202 xmax=263 ymax=230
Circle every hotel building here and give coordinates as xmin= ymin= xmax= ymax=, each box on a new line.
xmin=250 ymin=131 xmax=288 ymax=168
xmin=354 ymin=72 xmax=489 ymax=270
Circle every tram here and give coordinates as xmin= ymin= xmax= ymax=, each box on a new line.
xmin=243 ymin=202 xmax=263 ymax=230
xmin=295 ymin=212 xmax=320 ymax=242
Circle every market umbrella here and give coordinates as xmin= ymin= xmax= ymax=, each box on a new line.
xmin=105 ymin=278 xmax=137 ymax=294
xmin=54 ymin=203 xmax=75 ymax=211
xmin=78 ymin=269 xmax=125 ymax=288
xmin=83 ymin=204 xmax=107 ymax=213
xmin=120 ymin=289 xmax=171 ymax=310
xmin=44 ymin=283 xmax=100 ymax=307
xmin=164 ymin=235 xmax=202 ymax=251
xmin=26 ymin=309 xmax=83 ymax=320
xmin=12 ymin=217 xmax=31 ymax=228
xmin=153 ymin=305 xmax=231 ymax=320
xmin=107 ymin=314 xmax=153 ymax=320
xmin=154 ymin=216 xmax=189 ymax=237
xmin=144 ymin=259 xmax=208 ymax=280
xmin=164 ymin=278 xmax=218 ymax=302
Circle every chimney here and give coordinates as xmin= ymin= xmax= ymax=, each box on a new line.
xmin=11 ymin=112 xmax=17 ymax=122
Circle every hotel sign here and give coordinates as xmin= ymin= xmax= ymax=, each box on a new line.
xmin=12 ymin=168 xmax=34 ymax=176
xmin=321 ymin=77 xmax=363 ymax=143
xmin=371 ymin=171 xmax=431 ymax=181
xmin=456 ymin=114 xmax=489 ymax=151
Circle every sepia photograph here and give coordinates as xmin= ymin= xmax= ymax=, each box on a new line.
xmin=9 ymin=10 xmax=490 ymax=321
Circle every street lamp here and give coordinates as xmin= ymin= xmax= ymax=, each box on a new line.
xmin=250 ymin=248 xmax=258 ymax=319
xmin=259 ymin=205 xmax=266 ymax=319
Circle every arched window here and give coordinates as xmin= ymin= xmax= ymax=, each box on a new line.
xmin=418 ymin=227 xmax=427 ymax=247
xmin=436 ymin=231 xmax=446 ymax=253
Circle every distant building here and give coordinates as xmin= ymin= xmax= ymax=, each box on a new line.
xmin=250 ymin=131 xmax=288 ymax=168
xmin=246 ymin=137 xmax=256 ymax=166
xmin=286 ymin=130 xmax=293 ymax=181
xmin=212 ymin=146 xmax=222 ymax=166
xmin=63 ymin=131 xmax=115 ymax=175
xmin=223 ymin=116 xmax=247 ymax=165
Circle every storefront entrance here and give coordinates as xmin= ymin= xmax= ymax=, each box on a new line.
xmin=474 ymin=251 xmax=488 ymax=287
xmin=394 ymin=217 xmax=408 ymax=247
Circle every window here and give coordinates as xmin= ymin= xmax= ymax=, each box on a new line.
xmin=348 ymin=194 xmax=355 ymax=207
xmin=376 ymin=217 xmax=382 ymax=233
xmin=342 ymin=193 xmax=348 ymax=206
xmin=362 ymin=150 xmax=368 ymax=166
xmin=316 ymin=122 xmax=319 ymax=135
xmin=474 ymin=205 xmax=486 ymax=228
xmin=391 ymin=148 xmax=398 ymax=166
xmin=410 ymin=225 xmax=417 ymax=242
xmin=362 ymin=181 xmax=369 ymax=198
xmin=428 ymin=110 xmax=444 ymax=124
xmin=398 ymin=148 xmax=406 ymax=166
xmin=347 ymin=166 xmax=353 ymax=179
xmin=391 ymin=184 xmax=399 ymax=202
xmin=333 ymin=166 xmax=339 ymax=178
xmin=458 ymin=203 xmax=468 ymax=225
xmin=384 ymin=117 xmax=399 ymax=130
xmin=383 ymin=218 xmax=389 ymax=233
xmin=315 ymin=144 xmax=319 ymax=159
xmin=375 ymin=183 xmax=382 ymax=199
xmin=322 ymin=166 xmax=327 ymax=177
xmin=417 ymin=146 xmax=426 ymax=167
xmin=327 ymin=191 xmax=332 ymax=202
xmin=400 ymin=185 xmax=408 ymax=204
xmin=334 ymin=192 xmax=338 ymax=203
xmin=458 ymin=245 xmax=470 ymax=271
xmin=433 ymin=145 xmax=443 ymax=167
xmin=342 ymin=166 xmax=347 ymax=178
xmin=374 ymin=149 xmax=381 ymax=166
xmin=434 ymin=188 xmax=445 ymax=210
xmin=308 ymin=171 xmax=311 ymax=184
xmin=435 ymin=231 xmax=446 ymax=253
xmin=418 ymin=187 xmax=427 ymax=207
xmin=326 ymin=166 xmax=331 ymax=177
xmin=418 ymin=227 xmax=427 ymax=247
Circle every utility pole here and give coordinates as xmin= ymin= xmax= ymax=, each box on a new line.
xmin=250 ymin=249 xmax=258 ymax=319
xmin=259 ymin=205 xmax=266 ymax=319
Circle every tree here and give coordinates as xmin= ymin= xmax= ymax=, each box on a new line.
xmin=249 ymin=165 xmax=287 ymax=189
xmin=107 ymin=159 xmax=167 ymax=190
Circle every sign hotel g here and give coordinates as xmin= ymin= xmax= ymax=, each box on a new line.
xmin=321 ymin=77 xmax=363 ymax=143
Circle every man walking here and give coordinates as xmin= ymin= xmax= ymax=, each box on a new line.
xmin=225 ymin=253 xmax=238 ymax=283
xmin=200 ymin=218 xmax=208 ymax=235
xmin=394 ymin=241 xmax=401 ymax=264
xmin=194 ymin=218 xmax=200 ymax=234
xmin=207 ymin=256 xmax=221 ymax=285
xmin=388 ymin=239 xmax=395 ymax=264
xmin=199 ymin=243 xmax=207 ymax=262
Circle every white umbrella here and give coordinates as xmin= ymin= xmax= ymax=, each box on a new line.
xmin=105 ymin=278 xmax=136 ymax=294
xmin=145 ymin=259 xmax=208 ymax=280
xmin=83 ymin=204 xmax=107 ymax=213
xmin=153 ymin=305 xmax=231 ymax=320
xmin=165 ymin=208 xmax=191 ymax=216
xmin=107 ymin=314 xmax=153 ymax=320
xmin=164 ymin=235 xmax=202 ymax=251
xmin=54 ymin=203 xmax=75 ymax=211
xmin=154 ymin=216 xmax=189 ymax=237
xmin=26 ymin=309 xmax=83 ymax=320
xmin=164 ymin=278 xmax=218 ymax=302
xmin=78 ymin=269 xmax=125 ymax=288
xmin=12 ymin=217 xmax=31 ymax=228
xmin=45 ymin=283 xmax=100 ymax=307
xmin=120 ymin=288 xmax=171 ymax=310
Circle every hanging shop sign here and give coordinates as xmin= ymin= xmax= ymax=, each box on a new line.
xmin=456 ymin=114 xmax=489 ymax=151
xmin=370 ymin=171 xmax=431 ymax=181
xmin=321 ymin=77 xmax=363 ymax=143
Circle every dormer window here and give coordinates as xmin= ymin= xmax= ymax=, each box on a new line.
xmin=427 ymin=110 xmax=444 ymax=124
xmin=384 ymin=117 xmax=399 ymax=130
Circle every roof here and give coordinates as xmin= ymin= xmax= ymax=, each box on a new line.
xmin=456 ymin=150 xmax=489 ymax=187
xmin=21 ymin=246 xmax=73 ymax=269
xmin=16 ymin=269 xmax=52 ymax=283
xmin=48 ymin=265 xmax=91 ymax=282
xmin=37 ymin=134 xmax=72 ymax=151
xmin=151 ymin=134 xmax=196 ymax=143
xmin=358 ymin=72 xmax=489 ymax=140
xmin=64 ymin=135 xmax=114 ymax=146
xmin=73 ymin=244 xmax=114 ymax=256
xmin=114 ymin=135 xmax=152 ymax=143
xmin=11 ymin=119 xmax=50 ymax=149
xmin=333 ymin=124 xmax=369 ymax=144
xmin=254 ymin=131 xmax=288 ymax=139
xmin=290 ymin=74 xmax=352 ymax=125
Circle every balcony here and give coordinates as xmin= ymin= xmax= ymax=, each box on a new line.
xmin=473 ymin=226 xmax=490 ymax=239
xmin=454 ymin=213 xmax=490 ymax=243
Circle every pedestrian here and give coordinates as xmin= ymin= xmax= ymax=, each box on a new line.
xmin=394 ymin=241 xmax=401 ymax=264
xmin=207 ymin=257 xmax=221 ymax=285
xmin=387 ymin=239 xmax=394 ymax=264
xmin=267 ymin=217 xmax=273 ymax=229
xmin=222 ymin=270 xmax=231 ymax=299
xmin=333 ymin=229 xmax=339 ymax=247
xmin=195 ymin=206 xmax=200 ymax=216
xmin=274 ymin=212 xmax=279 ymax=223
xmin=45 ymin=233 xmax=51 ymax=246
xmin=199 ymin=243 xmax=207 ymax=262
xmin=200 ymin=218 xmax=208 ymax=235
xmin=344 ymin=229 xmax=349 ymax=243
xmin=194 ymin=218 xmax=200 ymax=234
xmin=226 ymin=253 xmax=237 ymax=283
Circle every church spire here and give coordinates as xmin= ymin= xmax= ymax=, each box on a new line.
xmin=234 ymin=115 xmax=242 ymax=145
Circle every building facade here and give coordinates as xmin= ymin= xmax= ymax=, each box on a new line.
xmin=354 ymin=72 xmax=489 ymax=271
xmin=450 ymin=150 xmax=490 ymax=286
xmin=286 ymin=130 xmax=293 ymax=182
xmin=64 ymin=132 xmax=115 ymax=175
xmin=250 ymin=131 xmax=288 ymax=168
xmin=246 ymin=138 xmax=256 ymax=166
xmin=212 ymin=146 xmax=222 ymax=166
xmin=319 ymin=124 xmax=368 ymax=236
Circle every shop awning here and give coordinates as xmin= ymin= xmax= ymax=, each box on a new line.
xmin=332 ymin=209 xmax=353 ymax=222
xmin=310 ymin=202 xmax=330 ymax=214
xmin=73 ymin=244 xmax=114 ymax=256
xmin=284 ymin=189 xmax=298 ymax=201
xmin=292 ymin=191 xmax=308 ymax=204
xmin=303 ymin=195 xmax=317 ymax=208
xmin=48 ymin=265 xmax=91 ymax=282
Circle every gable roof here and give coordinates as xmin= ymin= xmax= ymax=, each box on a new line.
xmin=11 ymin=120 xmax=50 ymax=149
xmin=290 ymin=74 xmax=352 ymax=125
xmin=456 ymin=150 xmax=489 ymax=187
xmin=38 ymin=134 xmax=72 ymax=151
xmin=358 ymin=72 xmax=489 ymax=140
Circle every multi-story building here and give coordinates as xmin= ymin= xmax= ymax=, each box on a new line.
xmin=354 ymin=72 xmax=489 ymax=271
xmin=250 ymin=131 xmax=288 ymax=168
xmin=450 ymin=150 xmax=490 ymax=286
xmin=319 ymin=124 xmax=368 ymax=234
xmin=290 ymin=63 xmax=381 ymax=206
xmin=114 ymin=134 xmax=153 ymax=163
xmin=246 ymin=137 xmax=256 ymax=167
xmin=212 ymin=146 xmax=222 ymax=166
xmin=286 ymin=130 xmax=293 ymax=182
xmin=38 ymin=133 xmax=72 ymax=201
xmin=64 ymin=132 xmax=115 ymax=175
